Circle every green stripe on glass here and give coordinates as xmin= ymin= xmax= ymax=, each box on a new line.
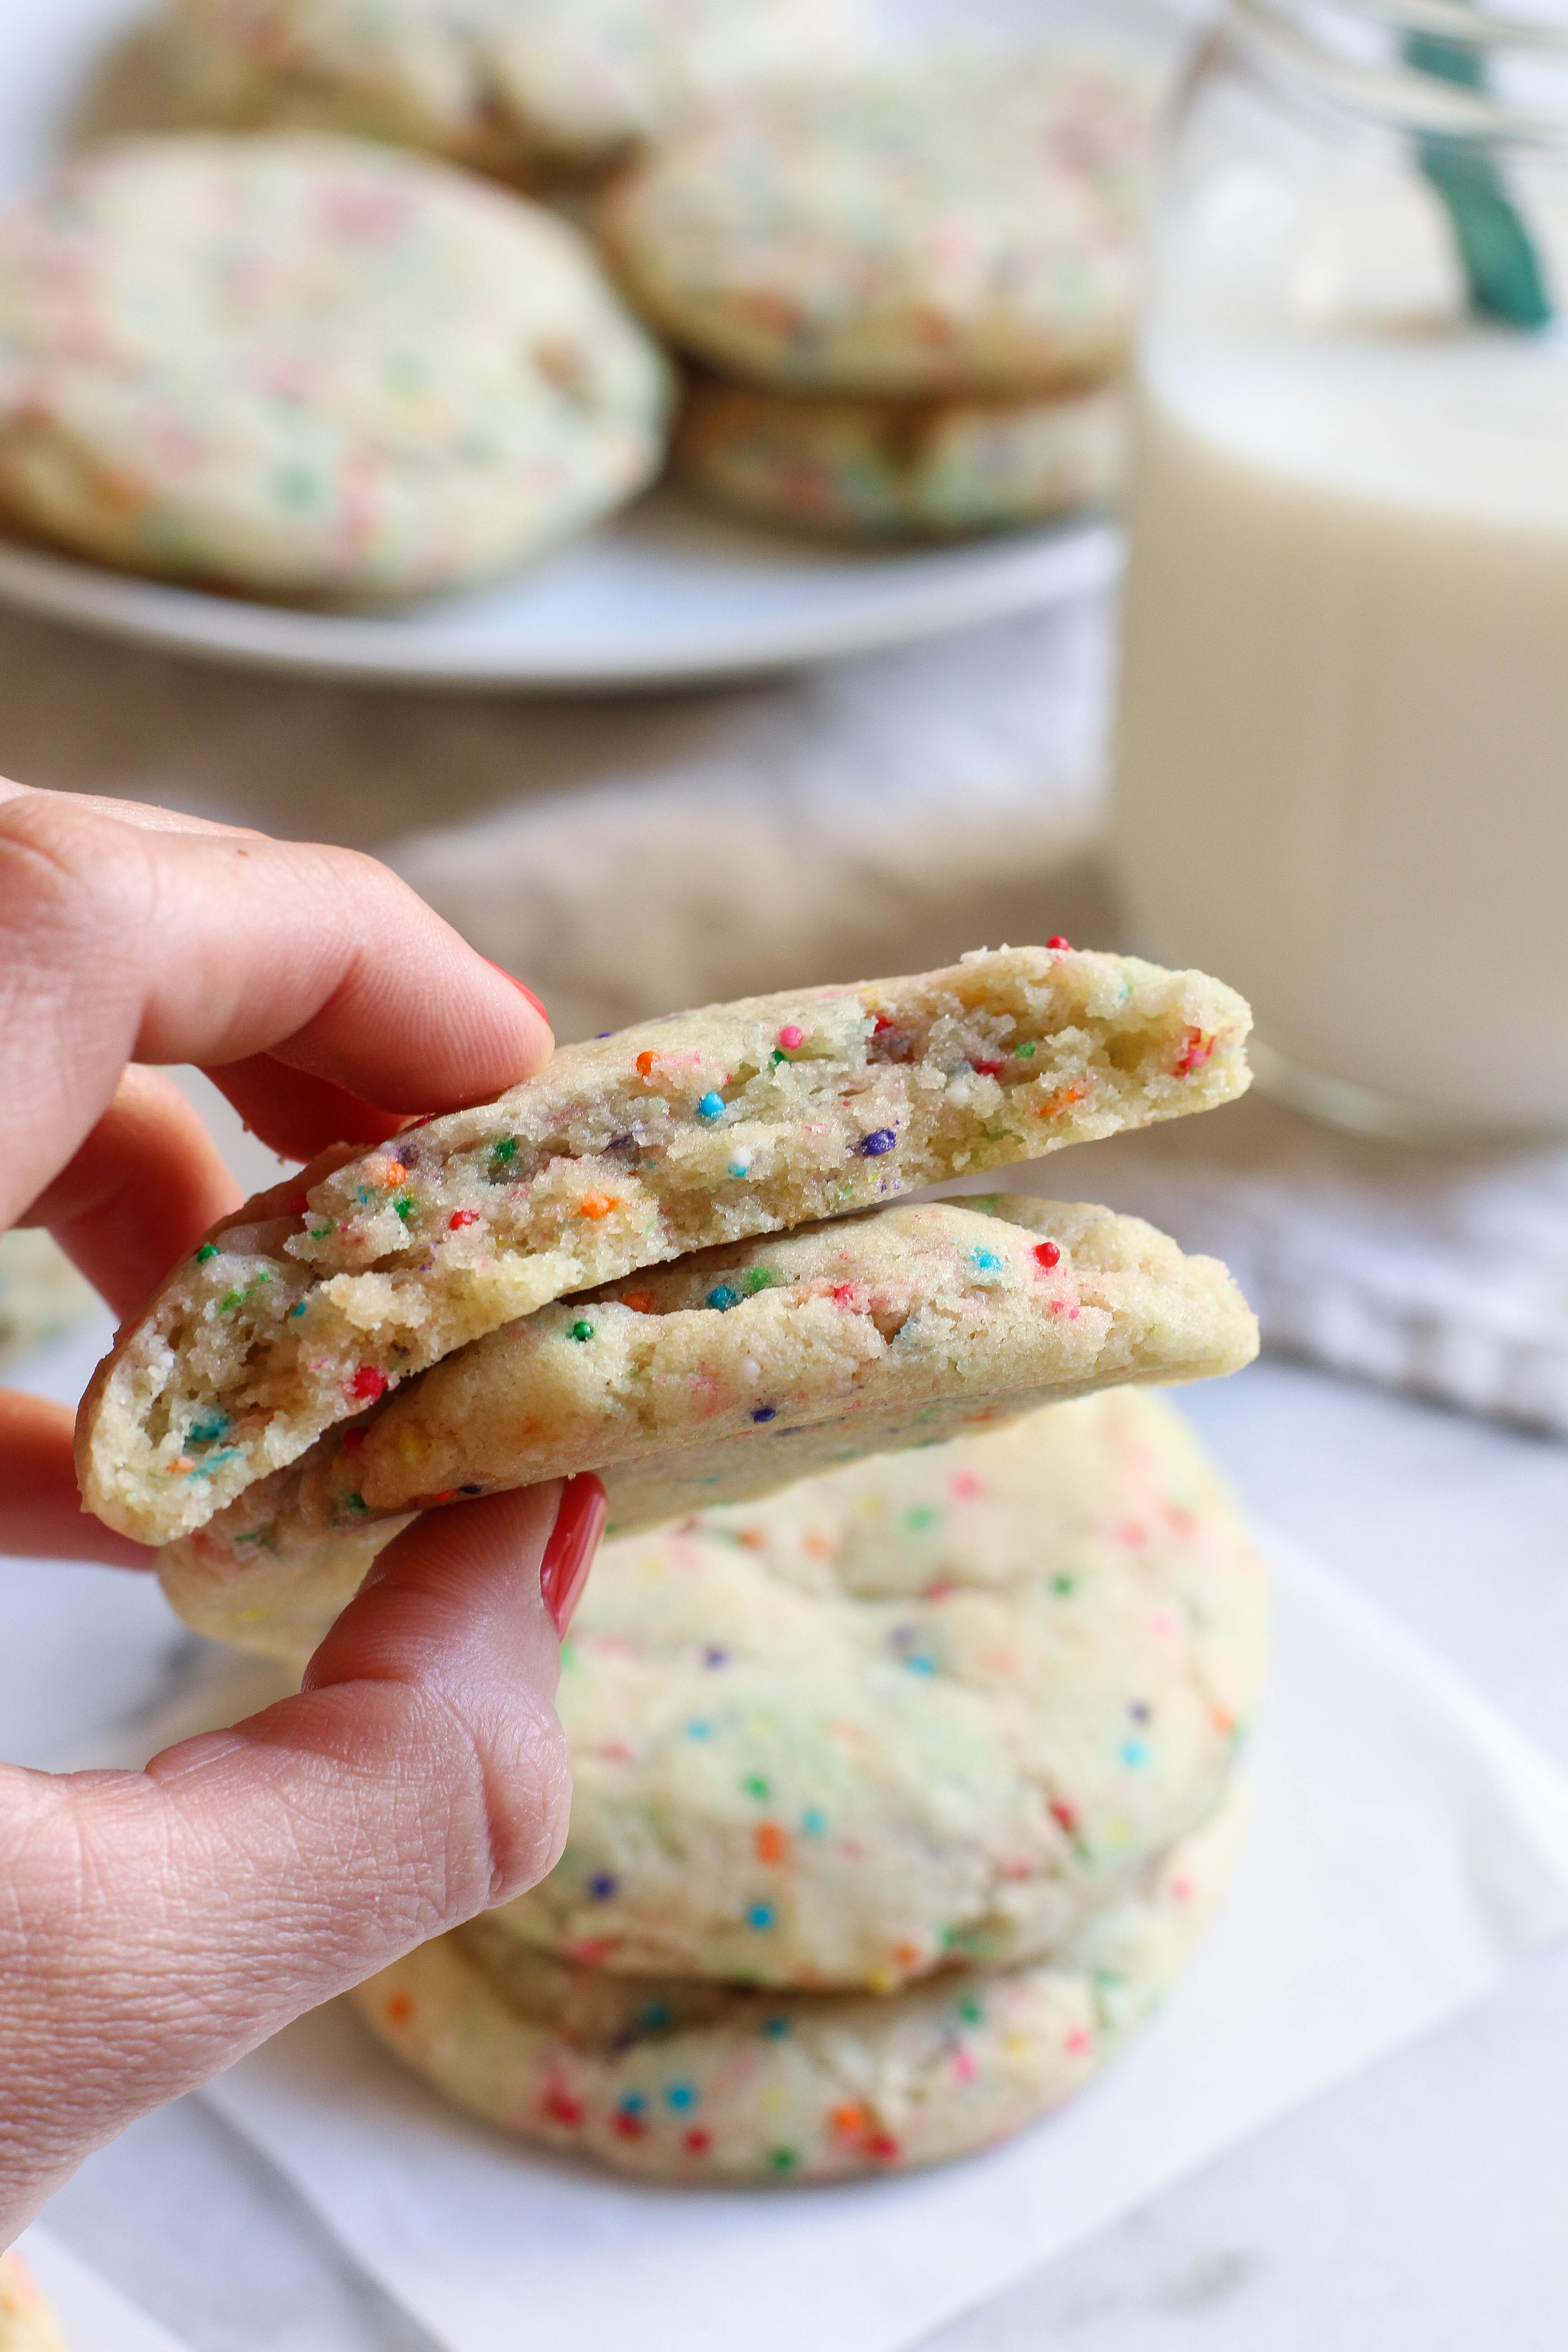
xmin=1405 ymin=31 xmax=1552 ymax=330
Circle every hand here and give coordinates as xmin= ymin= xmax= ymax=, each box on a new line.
xmin=0 ymin=783 xmax=605 ymax=2237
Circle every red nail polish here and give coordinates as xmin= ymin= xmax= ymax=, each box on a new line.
xmin=485 ymin=958 xmax=549 ymax=1025
xmin=539 ymin=1474 xmax=607 ymax=1637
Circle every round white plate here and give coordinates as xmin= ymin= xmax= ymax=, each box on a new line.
xmin=0 ymin=492 xmax=1123 ymax=692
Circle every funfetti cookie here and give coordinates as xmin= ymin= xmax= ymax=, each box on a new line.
xmin=597 ymin=54 xmax=1153 ymax=396
xmin=489 ymin=1386 xmax=1266 ymax=1989
xmin=353 ymin=1780 xmax=1245 ymax=2183
xmin=82 ymin=946 xmax=1252 ymax=1548
xmin=674 ymin=372 xmax=1125 ymax=540
xmin=0 ymin=1230 xmax=98 ymax=1363
xmin=0 ymin=136 xmax=671 ymax=601
xmin=166 ymin=0 xmax=867 ymax=181
xmin=0 ymin=2254 xmax=69 ymax=2352
xmin=157 ymin=1199 xmax=1259 ymax=1656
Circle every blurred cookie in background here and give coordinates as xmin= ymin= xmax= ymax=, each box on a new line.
xmin=598 ymin=54 xmax=1154 ymax=398
xmin=0 ymin=135 xmax=672 ymax=603
xmin=674 ymin=369 xmax=1125 ymax=539
xmin=0 ymin=2253 xmax=69 ymax=2352
xmin=154 ymin=0 xmax=870 ymax=186
xmin=0 ymin=1230 xmax=97 ymax=1365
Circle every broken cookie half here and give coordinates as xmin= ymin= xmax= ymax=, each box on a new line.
xmin=158 ymin=1196 xmax=1258 ymax=1657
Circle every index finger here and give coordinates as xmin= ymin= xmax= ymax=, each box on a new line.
xmin=1 ymin=785 xmax=552 ymax=1233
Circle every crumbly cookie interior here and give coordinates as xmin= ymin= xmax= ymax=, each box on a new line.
xmin=83 ymin=947 xmax=1250 ymax=1545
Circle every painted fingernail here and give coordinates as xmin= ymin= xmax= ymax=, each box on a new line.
xmin=539 ymin=1474 xmax=607 ymax=1637
xmin=485 ymin=959 xmax=549 ymax=1024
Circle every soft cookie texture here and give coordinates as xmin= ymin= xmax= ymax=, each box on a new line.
xmin=674 ymin=373 xmax=1125 ymax=539
xmin=598 ymin=56 xmax=1152 ymax=395
xmin=82 ymin=946 xmax=1252 ymax=1547
xmin=157 ymin=1202 xmax=1259 ymax=1655
xmin=0 ymin=2256 xmax=69 ymax=2352
xmin=164 ymin=0 xmax=866 ymax=181
xmin=354 ymin=1782 xmax=1245 ymax=2182
xmin=0 ymin=136 xmax=670 ymax=600
xmin=491 ymin=1389 xmax=1266 ymax=1988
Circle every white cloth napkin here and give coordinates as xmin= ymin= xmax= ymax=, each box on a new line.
xmin=203 ymin=1537 xmax=1568 ymax=2352
xmin=15 ymin=2230 xmax=194 ymax=2352
xmin=387 ymin=601 xmax=1114 ymax=1051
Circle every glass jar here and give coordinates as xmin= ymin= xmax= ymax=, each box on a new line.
xmin=1108 ymin=0 xmax=1568 ymax=1142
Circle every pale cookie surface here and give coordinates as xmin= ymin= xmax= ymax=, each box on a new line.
xmin=674 ymin=373 xmax=1125 ymax=539
xmin=598 ymin=55 xmax=1152 ymax=395
xmin=0 ymin=135 xmax=670 ymax=599
xmin=0 ymin=1230 xmax=97 ymax=1363
xmin=0 ymin=2254 xmax=69 ymax=2352
xmin=165 ymin=0 xmax=865 ymax=180
xmin=157 ymin=1199 xmax=1257 ymax=1656
xmin=353 ymin=1781 xmax=1245 ymax=2181
xmin=487 ymin=1388 xmax=1265 ymax=1986
xmin=83 ymin=946 xmax=1252 ymax=1548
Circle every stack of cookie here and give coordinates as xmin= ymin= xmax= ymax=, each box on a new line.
xmin=354 ymin=1392 xmax=1265 ymax=2180
xmin=0 ymin=5 xmax=1152 ymax=600
xmin=598 ymin=54 xmax=1153 ymax=539
xmin=157 ymin=0 xmax=868 ymax=189
xmin=0 ymin=135 xmax=673 ymax=602
xmin=81 ymin=945 xmax=1264 ymax=2179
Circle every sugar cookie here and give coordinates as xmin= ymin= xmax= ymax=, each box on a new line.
xmin=674 ymin=372 xmax=1125 ymax=538
xmin=489 ymin=1388 xmax=1265 ymax=1988
xmin=82 ymin=946 xmax=1251 ymax=1547
xmin=353 ymin=1781 xmax=1245 ymax=2180
xmin=598 ymin=56 xmax=1152 ymax=394
xmin=0 ymin=1230 xmax=97 ymax=1363
xmin=0 ymin=136 xmax=670 ymax=599
xmin=156 ymin=1204 xmax=1257 ymax=1655
xmin=166 ymin=0 xmax=866 ymax=180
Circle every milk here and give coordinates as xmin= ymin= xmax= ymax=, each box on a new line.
xmin=1111 ymin=191 xmax=1568 ymax=1137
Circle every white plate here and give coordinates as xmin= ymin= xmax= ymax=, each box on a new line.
xmin=0 ymin=0 xmax=1125 ymax=692
xmin=0 ymin=496 xmax=1122 ymax=691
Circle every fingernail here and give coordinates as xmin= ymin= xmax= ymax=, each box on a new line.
xmin=485 ymin=959 xmax=549 ymax=1025
xmin=539 ymin=1474 xmax=607 ymax=1637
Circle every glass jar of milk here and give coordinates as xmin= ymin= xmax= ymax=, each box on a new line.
xmin=1109 ymin=0 xmax=1568 ymax=1141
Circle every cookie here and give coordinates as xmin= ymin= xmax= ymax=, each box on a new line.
xmin=81 ymin=945 xmax=1252 ymax=1547
xmin=674 ymin=372 xmax=1125 ymax=539
xmin=492 ymin=1386 xmax=1265 ymax=1987
xmin=0 ymin=1230 xmax=97 ymax=1363
xmin=157 ymin=1203 xmax=1259 ymax=1656
xmin=0 ymin=136 xmax=670 ymax=600
xmin=597 ymin=55 xmax=1152 ymax=395
xmin=165 ymin=0 xmax=865 ymax=181
xmin=353 ymin=1780 xmax=1245 ymax=2181
xmin=0 ymin=2256 xmax=69 ymax=2352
